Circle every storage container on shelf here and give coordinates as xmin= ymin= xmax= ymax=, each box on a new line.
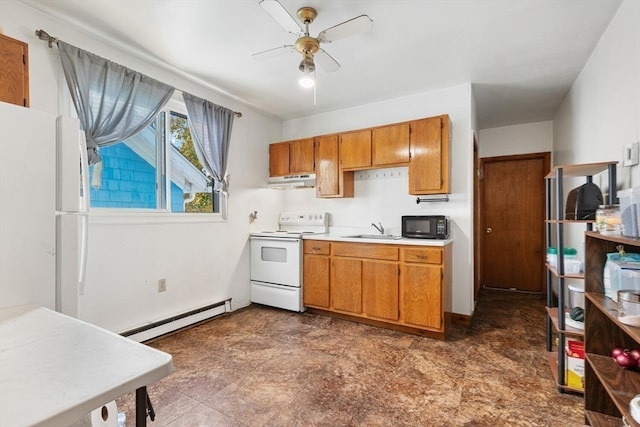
xmin=617 ymin=290 xmax=640 ymax=327
xmin=547 ymin=247 xmax=581 ymax=273
xmin=595 ymin=204 xmax=621 ymax=235
xmin=567 ymin=283 xmax=584 ymax=309
xmin=618 ymin=187 xmax=640 ymax=237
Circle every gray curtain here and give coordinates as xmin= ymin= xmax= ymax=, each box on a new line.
xmin=58 ymin=41 xmax=175 ymax=181
xmin=182 ymin=92 xmax=235 ymax=195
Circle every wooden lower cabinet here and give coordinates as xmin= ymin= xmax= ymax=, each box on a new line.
xmin=331 ymin=258 xmax=363 ymax=314
xmin=303 ymin=241 xmax=330 ymax=308
xmin=303 ymin=239 xmax=451 ymax=339
xmin=363 ymin=260 xmax=399 ymax=321
xmin=402 ymin=263 xmax=442 ymax=329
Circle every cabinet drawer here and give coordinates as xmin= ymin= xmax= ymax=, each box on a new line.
xmin=403 ymin=248 xmax=442 ymax=264
xmin=304 ymin=240 xmax=331 ymax=255
xmin=332 ymin=243 xmax=398 ymax=261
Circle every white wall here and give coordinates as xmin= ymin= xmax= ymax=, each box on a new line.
xmin=554 ymin=0 xmax=639 ymax=191
xmin=1 ymin=0 xmax=284 ymax=333
xmin=479 ymin=121 xmax=553 ymax=159
xmin=281 ymin=84 xmax=476 ymax=316
xmin=554 ymin=0 xmax=639 ymax=256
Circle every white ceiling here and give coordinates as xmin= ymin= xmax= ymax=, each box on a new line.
xmin=20 ymin=0 xmax=622 ymax=129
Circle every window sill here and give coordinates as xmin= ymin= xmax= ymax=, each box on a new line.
xmin=88 ymin=209 xmax=225 ymax=225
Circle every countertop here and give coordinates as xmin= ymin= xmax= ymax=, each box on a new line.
xmin=0 ymin=305 xmax=174 ymax=427
xmin=303 ymin=234 xmax=452 ymax=246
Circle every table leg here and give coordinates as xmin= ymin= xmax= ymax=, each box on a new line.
xmin=136 ymin=386 xmax=147 ymax=427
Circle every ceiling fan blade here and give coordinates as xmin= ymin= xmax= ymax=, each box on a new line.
xmin=259 ymin=0 xmax=302 ymax=35
xmin=317 ymin=15 xmax=372 ymax=43
xmin=252 ymin=45 xmax=295 ymax=60
xmin=315 ymin=49 xmax=340 ymax=73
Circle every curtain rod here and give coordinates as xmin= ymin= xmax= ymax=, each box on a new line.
xmin=35 ymin=29 xmax=243 ymax=118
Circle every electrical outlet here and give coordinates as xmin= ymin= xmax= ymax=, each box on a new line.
xmin=158 ymin=278 xmax=167 ymax=293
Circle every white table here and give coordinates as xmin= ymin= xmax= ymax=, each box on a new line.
xmin=0 ymin=305 xmax=173 ymax=427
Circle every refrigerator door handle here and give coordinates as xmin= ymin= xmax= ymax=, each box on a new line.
xmin=78 ymin=213 xmax=89 ymax=296
xmin=79 ymin=130 xmax=90 ymax=213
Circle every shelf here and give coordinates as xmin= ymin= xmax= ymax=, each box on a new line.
xmin=585 ymin=292 xmax=640 ymax=343
xmin=587 ymin=353 xmax=640 ymax=425
xmin=584 ymin=410 xmax=625 ymax=426
xmin=545 ymin=351 xmax=584 ymax=394
xmin=585 ymin=231 xmax=640 ymax=247
xmin=546 ymin=264 xmax=584 ymax=279
xmin=545 ymin=161 xmax=618 ymax=179
xmin=546 ymin=307 xmax=584 ymax=336
xmin=546 ymin=219 xmax=596 ymax=225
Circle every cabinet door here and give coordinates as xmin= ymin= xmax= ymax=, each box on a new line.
xmin=289 ymin=138 xmax=315 ymax=174
xmin=303 ymin=254 xmax=330 ymax=308
xmin=408 ymin=116 xmax=449 ymax=194
xmin=372 ymin=123 xmax=410 ymax=166
xmin=401 ymin=263 xmax=442 ymax=329
xmin=331 ymin=257 xmax=362 ymax=314
xmin=0 ymin=34 xmax=29 ymax=107
xmin=363 ymin=260 xmax=399 ymax=321
xmin=316 ymin=135 xmax=348 ymax=197
xmin=269 ymin=142 xmax=290 ymax=177
xmin=340 ymin=130 xmax=372 ymax=170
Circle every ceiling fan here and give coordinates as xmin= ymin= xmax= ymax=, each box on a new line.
xmin=253 ymin=0 xmax=373 ymax=88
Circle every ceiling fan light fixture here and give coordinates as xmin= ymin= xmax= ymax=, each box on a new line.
xmin=299 ymin=71 xmax=315 ymax=88
xmin=298 ymin=53 xmax=316 ymax=88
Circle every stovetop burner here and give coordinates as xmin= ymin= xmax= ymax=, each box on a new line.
xmin=250 ymin=212 xmax=329 ymax=238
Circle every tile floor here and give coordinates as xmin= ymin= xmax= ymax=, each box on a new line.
xmin=116 ymin=289 xmax=584 ymax=426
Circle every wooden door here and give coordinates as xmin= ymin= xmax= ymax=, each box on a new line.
xmin=331 ymin=258 xmax=362 ymax=314
xmin=340 ymin=130 xmax=371 ymax=169
xmin=362 ymin=260 xmax=399 ymax=320
xmin=402 ymin=263 xmax=442 ymax=329
xmin=303 ymin=254 xmax=330 ymax=308
xmin=269 ymin=142 xmax=289 ymax=177
xmin=315 ymin=135 xmax=340 ymax=197
xmin=480 ymin=152 xmax=550 ymax=292
xmin=372 ymin=123 xmax=410 ymax=166
xmin=289 ymin=138 xmax=314 ymax=174
xmin=0 ymin=34 xmax=29 ymax=107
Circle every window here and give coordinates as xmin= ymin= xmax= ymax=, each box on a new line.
xmin=88 ymin=99 xmax=219 ymax=213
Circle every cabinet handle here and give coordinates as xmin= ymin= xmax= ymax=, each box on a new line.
xmin=417 ymin=255 xmax=427 ymax=259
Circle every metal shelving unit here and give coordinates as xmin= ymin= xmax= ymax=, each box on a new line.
xmin=544 ymin=161 xmax=617 ymax=393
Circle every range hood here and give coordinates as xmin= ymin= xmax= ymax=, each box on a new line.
xmin=267 ymin=174 xmax=316 ymax=189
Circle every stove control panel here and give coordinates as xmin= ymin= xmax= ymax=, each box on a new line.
xmin=279 ymin=212 xmax=328 ymax=227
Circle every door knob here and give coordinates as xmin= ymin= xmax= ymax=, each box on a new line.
xmin=486 ymin=227 xmax=492 ymax=234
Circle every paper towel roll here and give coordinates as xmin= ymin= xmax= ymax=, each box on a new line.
xmin=69 ymin=401 xmax=118 ymax=427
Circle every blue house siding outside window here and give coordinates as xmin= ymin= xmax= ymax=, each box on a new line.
xmin=89 ymin=144 xmax=185 ymax=212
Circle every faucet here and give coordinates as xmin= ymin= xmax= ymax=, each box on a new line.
xmin=371 ymin=222 xmax=384 ymax=235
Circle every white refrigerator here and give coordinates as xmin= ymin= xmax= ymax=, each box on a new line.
xmin=0 ymin=101 xmax=88 ymax=317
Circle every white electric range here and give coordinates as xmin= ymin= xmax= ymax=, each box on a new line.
xmin=249 ymin=212 xmax=328 ymax=312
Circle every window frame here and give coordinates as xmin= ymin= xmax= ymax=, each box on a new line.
xmin=88 ymin=94 xmax=223 ymax=219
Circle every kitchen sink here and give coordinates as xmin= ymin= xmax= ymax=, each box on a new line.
xmin=342 ymin=234 xmax=404 ymax=240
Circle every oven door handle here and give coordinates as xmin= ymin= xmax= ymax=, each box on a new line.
xmin=250 ymin=237 xmax=301 ymax=243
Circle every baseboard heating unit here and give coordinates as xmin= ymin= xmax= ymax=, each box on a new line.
xmin=121 ymin=299 xmax=232 ymax=343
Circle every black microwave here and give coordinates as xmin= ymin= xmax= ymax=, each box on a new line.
xmin=402 ymin=215 xmax=449 ymax=239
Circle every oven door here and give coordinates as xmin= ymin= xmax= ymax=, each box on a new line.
xmin=250 ymin=237 xmax=301 ymax=287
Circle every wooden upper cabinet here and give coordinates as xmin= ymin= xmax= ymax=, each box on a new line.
xmin=315 ymin=134 xmax=354 ymax=198
xmin=372 ymin=122 xmax=410 ymax=166
xmin=289 ymin=138 xmax=314 ymax=174
xmin=269 ymin=142 xmax=290 ymax=177
xmin=340 ymin=129 xmax=372 ymax=170
xmin=269 ymin=138 xmax=314 ymax=177
xmin=408 ymin=115 xmax=450 ymax=195
xmin=0 ymin=34 xmax=29 ymax=107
